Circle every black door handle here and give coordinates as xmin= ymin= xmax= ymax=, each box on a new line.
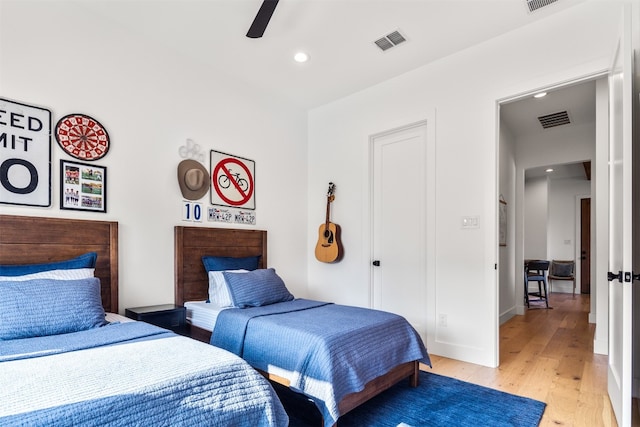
xmin=633 ymin=272 xmax=640 ymax=282
xmin=608 ymin=271 xmax=622 ymax=282
xmin=372 ymin=260 xmax=381 ymax=267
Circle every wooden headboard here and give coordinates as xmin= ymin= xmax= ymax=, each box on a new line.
xmin=174 ymin=226 xmax=267 ymax=306
xmin=0 ymin=215 xmax=119 ymax=313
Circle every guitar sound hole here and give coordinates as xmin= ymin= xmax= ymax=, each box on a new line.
xmin=324 ymin=230 xmax=334 ymax=244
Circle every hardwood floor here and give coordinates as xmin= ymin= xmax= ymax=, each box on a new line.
xmin=423 ymin=293 xmax=624 ymax=426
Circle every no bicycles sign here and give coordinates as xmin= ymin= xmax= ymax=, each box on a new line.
xmin=210 ymin=150 xmax=255 ymax=210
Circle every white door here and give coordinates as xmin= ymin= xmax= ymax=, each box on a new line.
xmin=607 ymin=8 xmax=634 ymax=426
xmin=371 ymin=122 xmax=429 ymax=341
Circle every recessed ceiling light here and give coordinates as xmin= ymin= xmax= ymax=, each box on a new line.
xmin=545 ymin=168 xmax=554 ymax=173
xmin=294 ymin=52 xmax=309 ymax=63
xmin=534 ymin=92 xmax=547 ymax=98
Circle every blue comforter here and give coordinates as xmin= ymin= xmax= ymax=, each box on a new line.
xmin=0 ymin=322 xmax=288 ymax=426
xmin=212 ymin=299 xmax=430 ymax=426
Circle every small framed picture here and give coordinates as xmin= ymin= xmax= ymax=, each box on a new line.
xmin=60 ymin=159 xmax=107 ymax=212
xmin=499 ymin=198 xmax=507 ymax=247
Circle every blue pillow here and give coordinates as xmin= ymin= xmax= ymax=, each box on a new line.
xmin=202 ymin=255 xmax=261 ymax=272
xmin=223 ymin=268 xmax=294 ymax=308
xmin=0 ymin=252 xmax=97 ymax=277
xmin=0 ymin=277 xmax=106 ymax=340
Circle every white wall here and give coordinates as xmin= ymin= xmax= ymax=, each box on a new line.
xmin=547 ymin=179 xmax=587 ymax=260
xmin=307 ymin=2 xmax=622 ymax=367
xmin=0 ymin=2 xmax=310 ymax=311
xmin=516 ymin=122 xmax=596 ymax=168
xmin=523 ymin=175 xmax=592 ymax=267
xmin=498 ymin=120 xmax=516 ymax=324
xmin=524 ymin=178 xmax=549 ymax=260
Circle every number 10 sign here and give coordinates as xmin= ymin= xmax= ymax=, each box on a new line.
xmin=182 ymin=201 xmax=203 ymax=222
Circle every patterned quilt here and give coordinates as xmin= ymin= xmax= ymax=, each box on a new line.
xmin=0 ymin=321 xmax=288 ymax=426
xmin=212 ymin=299 xmax=430 ymax=426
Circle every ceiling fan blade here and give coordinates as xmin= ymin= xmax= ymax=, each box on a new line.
xmin=246 ymin=0 xmax=279 ymax=38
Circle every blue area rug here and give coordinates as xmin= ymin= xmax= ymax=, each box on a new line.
xmin=274 ymin=371 xmax=546 ymax=427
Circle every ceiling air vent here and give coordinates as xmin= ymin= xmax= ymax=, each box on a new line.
xmin=525 ymin=0 xmax=558 ymax=13
xmin=374 ymin=30 xmax=406 ymax=51
xmin=538 ymin=111 xmax=571 ymax=129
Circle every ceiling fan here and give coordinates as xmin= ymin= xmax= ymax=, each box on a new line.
xmin=246 ymin=0 xmax=279 ymax=38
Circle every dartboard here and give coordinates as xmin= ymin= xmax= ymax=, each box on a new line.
xmin=55 ymin=113 xmax=110 ymax=160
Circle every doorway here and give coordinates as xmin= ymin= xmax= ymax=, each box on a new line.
xmin=498 ymin=74 xmax=604 ymax=357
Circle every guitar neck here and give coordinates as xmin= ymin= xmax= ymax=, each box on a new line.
xmin=324 ymin=197 xmax=331 ymax=229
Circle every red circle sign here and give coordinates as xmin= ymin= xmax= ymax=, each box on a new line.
xmin=212 ymin=158 xmax=254 ymax=206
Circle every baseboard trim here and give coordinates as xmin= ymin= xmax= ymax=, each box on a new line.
xmin=593 ymin=337 xmax=607 ymax=355
xmin=499 ymin=307 xmax=518 ymax=325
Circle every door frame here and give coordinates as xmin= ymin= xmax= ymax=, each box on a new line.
xmin=496 ymin=69 xmax=609 ymax=357
xmin=579 ymin=197 xmax=591 ymax=295
xmin=575 ymin=194 xmax=591 ymax=296
xmin=368 ymin=116 xmax=437 ymax=352
xmin=370 ymin=121 xmax=429 ymax=341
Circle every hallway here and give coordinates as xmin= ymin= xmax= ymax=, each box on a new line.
xmin=428 ymin=293 xmax=620 ymax=426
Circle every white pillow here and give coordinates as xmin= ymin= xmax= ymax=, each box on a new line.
xmin=0 ymin=268 xmax=95 ymax=282
xmin=208 ymin=269 xmax=248 ymax=307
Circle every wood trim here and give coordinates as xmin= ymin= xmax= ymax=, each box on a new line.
xmin=109 ymin=222 xmax=119 ymax=312
xmin=338 ymin=361 xmax=419 ymax=416
xmin=189 ymin=324 xmax=212 ymax=344
xmin=174 ymin=226 xmax=185 ymax=307
xmin=0 ymin=214 xmax=119 ymax=313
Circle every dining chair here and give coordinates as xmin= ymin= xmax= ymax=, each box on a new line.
xmin=548 ymin=260 xmax=576 ymax=296
xmin=524 ymin=260 xmax=550 ymax=308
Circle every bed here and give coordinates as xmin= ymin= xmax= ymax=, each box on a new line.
xmin=174 ymin=225 xmax=430 ymax=427
xmin=0 ymin=214 xmax=288 ymax=427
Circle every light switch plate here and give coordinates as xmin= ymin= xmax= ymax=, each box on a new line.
xmin=462 ymin=216 xmax=480 ymax=229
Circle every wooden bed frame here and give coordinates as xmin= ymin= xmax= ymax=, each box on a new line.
xmin=173 ymin=225 xmax=419 ymax=423
xmin=0 ymin=214 xmax=119 ymax=313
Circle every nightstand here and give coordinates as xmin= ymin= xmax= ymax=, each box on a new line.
xmin=125 ymin=304 xmax=188 ymax=336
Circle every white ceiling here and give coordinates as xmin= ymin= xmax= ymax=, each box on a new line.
xmin=76 ymin=0 xmax=588 ymax=110
xmin=500 ymin=80 xmax=596 ymax=139
xmin=524 ymin=161 xmax=589 ymax=180
xmin=66 ymin=0 xmax=597 ymax=182
xmin=502 ymin=77 xmax=597 ymax=182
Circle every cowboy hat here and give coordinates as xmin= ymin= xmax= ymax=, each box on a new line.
xmin=177 ymin=159 xmax=209 ymax=200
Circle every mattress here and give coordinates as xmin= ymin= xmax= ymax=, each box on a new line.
xmin=184 ymin=301 xmax=226 ymax=331
xmin=105 ymin=312 xmax=133 ymax=323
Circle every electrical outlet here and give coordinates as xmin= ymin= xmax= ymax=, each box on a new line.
xmin=438 ymin=314 xmax=447 ymax=327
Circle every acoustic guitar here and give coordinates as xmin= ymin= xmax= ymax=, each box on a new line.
xmin=315 ymin=183 xmax=342 ymax=263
